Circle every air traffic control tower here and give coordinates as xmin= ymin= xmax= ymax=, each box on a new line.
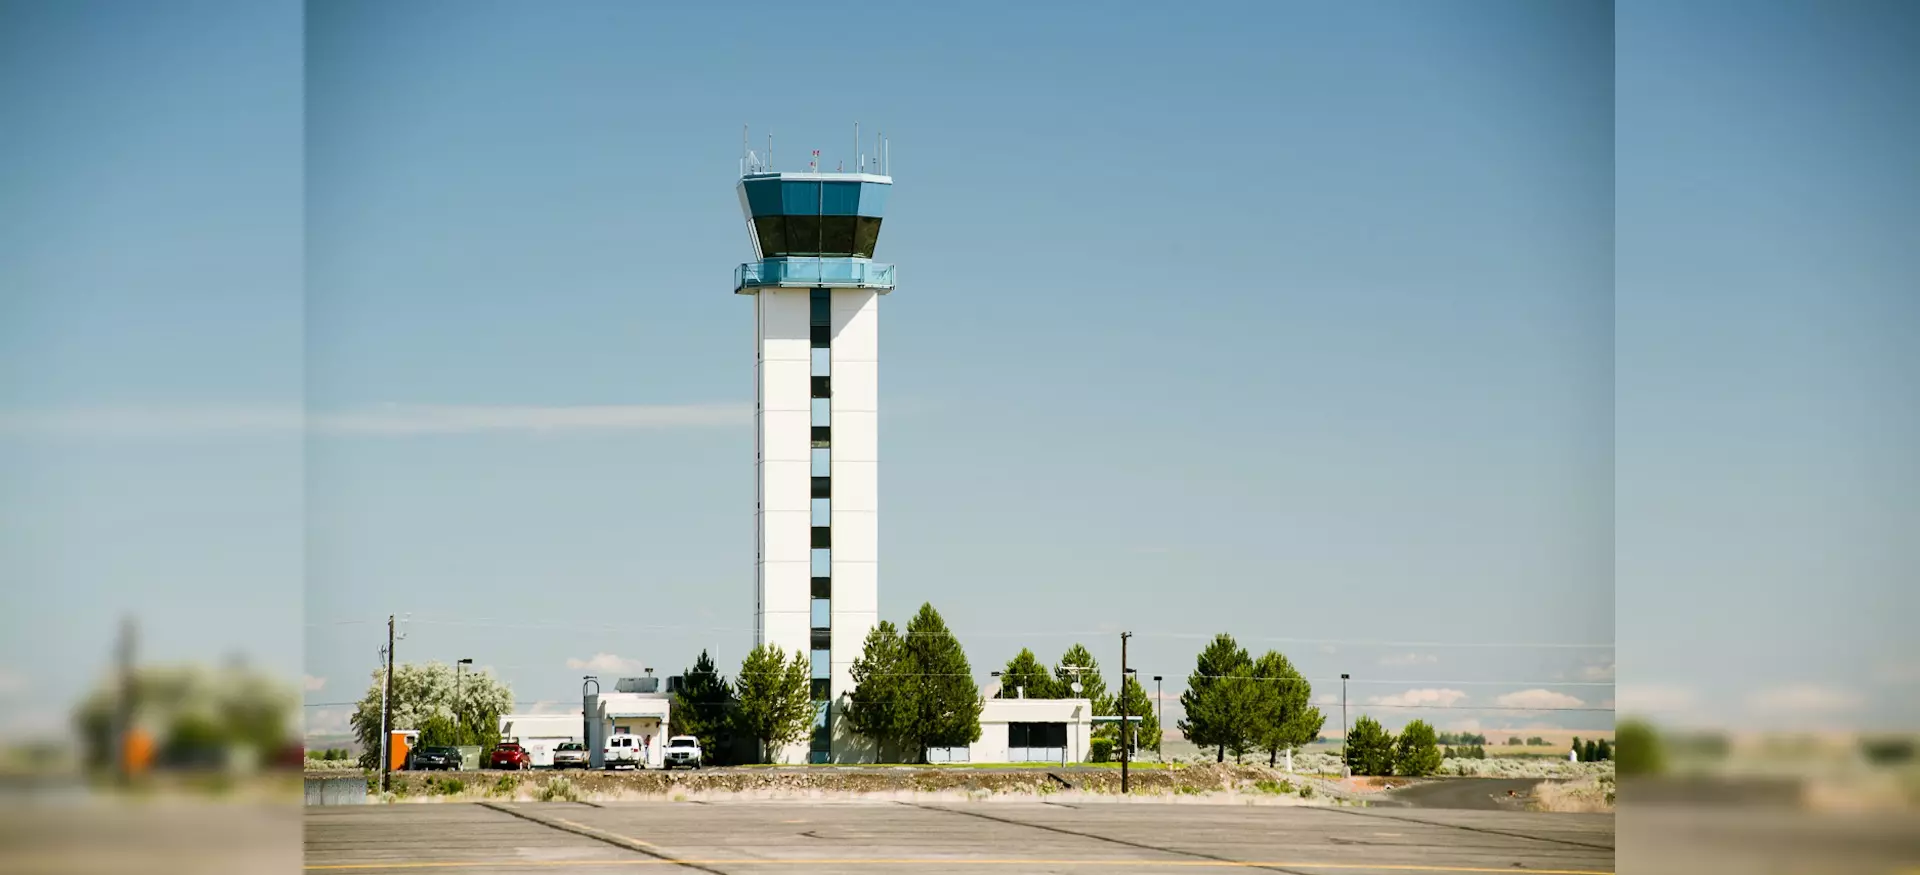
xmin=736 ymin=132 xmax=892 ymax=763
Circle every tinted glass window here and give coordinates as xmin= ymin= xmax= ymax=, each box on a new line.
xmin=854 ymin=217 xmax=882 ymax=257
xmin=820 ymin=216 xmax=857 ymax=255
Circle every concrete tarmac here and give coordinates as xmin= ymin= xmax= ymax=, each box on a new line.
xmin=304 ymin=800 xmax=1617 ymax=874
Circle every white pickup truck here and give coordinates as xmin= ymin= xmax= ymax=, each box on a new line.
xmin=603 ymin=734 xmax=645 ymax=770
xmin=663 ymin=735 xmax=703 ymax=770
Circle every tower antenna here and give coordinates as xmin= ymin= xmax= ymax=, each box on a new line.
xmin=855 ymin=121 xmax=860 ymax=172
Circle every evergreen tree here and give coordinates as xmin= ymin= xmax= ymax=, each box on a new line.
xmin=1251 ymin=650 xmax=1323 ymax=769
xmin=1345 ymin=715 xmax=1396 ymax=776
xmin=734 ymin=644 xmax=813 ymax=764
xmin=1115 ymin=674 xmax=1161 ymax=754
xmin=1393 ymin=719 xmax=1443 ymax=777
xmin=1571 ymin=736 xmax=1584 ymax=762
xmin=1614 ymin=719 xmax=1665 ymax=776
xmin=1507 ymin=736 xmax=1524 ymax=746
xmin=1178 ymin=634 xmax=1257 ymax=763
xmin=1584 ymin=739 xmax=1599 ymax=763
xmin=1053 ymin=644 xmax=1109 ymax=719
xmin=901 ymin=603 xmax=982 ymax=762
xmin=1596 ymin=738 xmax=1613 ymax=762
xmin=844 ymin=621 xmax=909 ymax=756
xmin=996 ymin=648 xmax=1055 ymax=700
xmin=671 ymin=650 xmax=738 ymax=765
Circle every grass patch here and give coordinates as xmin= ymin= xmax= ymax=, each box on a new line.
xmin=490 ymin=774 xmax=521 ymax=797
xmin=424 ymin=776 xmax=466 ymax=796
xmin=1253 ymin=778 xmax=1296 ymax=795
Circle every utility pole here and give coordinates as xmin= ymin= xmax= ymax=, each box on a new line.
xmin=114 ymin=616 xmax=136 ymax=786
xmin=381 ymin=614 xmax=395 ymax=792
xmin=1119 ymin=632 xmax=1131 ymax=794
xmin=1340 ymin=672 xmax=1350 ymax=779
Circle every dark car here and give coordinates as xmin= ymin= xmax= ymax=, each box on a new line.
xmin=410 ymin=746 xmax=463 ymax=771
xmin=488 ymin=742 xmax=532 ymax=770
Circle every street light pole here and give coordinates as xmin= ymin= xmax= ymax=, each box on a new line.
xmin=456 ymin=658 xmax=473 ymax=739
xmin=1119 ymin=632 xmax=1131 ymax=794
xmin=1340 ymin=672 xmax=1350 ymax=779
xmin=1153 ymin=675 xmax=1163 ymax=761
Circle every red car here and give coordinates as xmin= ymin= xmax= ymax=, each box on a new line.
xmin=488 ymin=742 xmax=531 ymax=770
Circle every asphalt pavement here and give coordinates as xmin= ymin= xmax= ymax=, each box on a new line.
xmin=305 ymin=799 xmax=1618 ymax=874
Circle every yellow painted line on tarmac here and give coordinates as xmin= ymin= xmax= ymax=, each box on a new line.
xmin=305 ymin=859 xmax=1614 ymax=873
xmin=549 ymin=816 xmax=661 ymax=850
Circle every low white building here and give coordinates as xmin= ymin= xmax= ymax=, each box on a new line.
xmin=499 ymin=675 xmax=674 ymax=770
xmin=930 ymin=698 xmax=1094 ymax=765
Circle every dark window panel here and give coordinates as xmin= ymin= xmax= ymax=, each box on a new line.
xmin=753 ymin=216 xmax=787 ymax=256
xmin=812 ymin=426 xmax=830 ymax=448
xmin=811 ymin=678 xmax=831 ymax=700
xmin=811 ymin=324 xmax=830 ymax=347
xmin=812 ymin=527 xmax=831 ymax=549
xmin=811 ymin=376 xmax=831 ymax=398
xmin=812 ymin=629 xmax=831 ymax=650
xmin=812 ymin=577 xmax=831 ymax=598
xmin=783 ymin=215 xmax=821 ymax=255
xmin=812 ymin=477 xmax=830 ymax=499
xmin=854 ymin=217 xmax=883 ymax=258
xmin=810 ymin=289 xmax=830 ymax=326
xmin=819 ymin=215 xmax=856 ymax=256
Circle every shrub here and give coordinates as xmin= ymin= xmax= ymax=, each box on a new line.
xmin=538 ymin=776 xmax=579 ymax=802
xmin=1090 ymin=738 xmax=1115 ymax=763
xmin=1345 ymin=716 xmax=1395 ymax=777
xmin=428 ymin=777 xmax=465 ymax=796
xmin=1253 ymin=779 xmax=1295 ymax=795
xmin=490 ymin=774 xmax=521 ymax=797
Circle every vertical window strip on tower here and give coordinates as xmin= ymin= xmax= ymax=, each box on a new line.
xmin=808 ymin=289 xmax=832 ymax=762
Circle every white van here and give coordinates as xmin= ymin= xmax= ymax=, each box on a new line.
xmin=604 ymin=734 xmax=645 ymax=770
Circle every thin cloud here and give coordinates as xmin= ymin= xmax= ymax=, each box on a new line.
xmin=1614 ymin=683 xmax=1695 ymax=714
xmin=0 ymin=668 xmax=25 ymax=696
xmin=303 ymin=675 xmax=327 ymax=693
xmin=565 ymin=653 xmax=646 ymax=674
xmin=1580 ymin=660 xmax=1616 ymax=682
xmin=0 ymin=402 xmax=749 ymax=438
xmin=526 ymin=700 xmax=578 ymax=716
xmin=1495 ymin=689 xmax=1585 ymax=710
xmin=1377 ymin=653 xmax=1438 ymax=667
xmin=1367 ymin=688 xmax=1468 ymax=708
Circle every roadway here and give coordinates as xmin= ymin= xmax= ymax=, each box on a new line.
xmin=304 ymin=799 xmax=1617 ymax=874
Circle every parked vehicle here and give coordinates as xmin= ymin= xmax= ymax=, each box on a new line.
xmin=409 ymin=745 xmax=463 ymax=771
xmin=603 ymin=734 xmax=644 ymax=770
xmin=663 ymin=736 xmax=702 ymax=770
xmin=551 ymin=741 xmax=589 ymax=770
xmin=488 ymin=742 xmax=532 ymax=770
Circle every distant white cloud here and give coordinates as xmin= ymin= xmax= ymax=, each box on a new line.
xmin=1746 ymin=684 xmax=1864 ymax=713
xmin=1378 ymin=653 xmax=1438 ymax=667
xmin=1313 ymin=693 xmax=1340 ymax=707
xmin=1580 ymin=660 xmax=1616 ymax=682
xmin=1495 ymin=689 xmax=1585 ymax=710
xmin=305 ymin=708 xmax=352 ymax=739
xmin=1367 ymin=688 xmax=1468 ymax=708
xmin=1614 ymin=683 xmax=1696 ymax=714
xmin=1319 ymin=645 xmax=1338 ymax=655
xmin=526 ymin=700 xmax=578 ymax=716
xmin=566 ymin=653 xmax=646 ymax=674
xmin=303 ymin=675 xmax=327 ymax=693
xmin=0 ymin=402 xmax=750 ymax=439
xmin=1442 ymin=718 xmax=1484 ymax=733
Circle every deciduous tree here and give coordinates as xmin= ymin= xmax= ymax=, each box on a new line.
xmin=350 ymin=662 xmax=513 ymax=769
xmin=734 ymin=644 xmax=813 ymax=764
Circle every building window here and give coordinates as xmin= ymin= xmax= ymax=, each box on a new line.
xmin=811 ymin=576 xmax=831 ymax=598
xmin=810 ymin=649 xmax=830 ymax=680
xmin=811 ymin=548 xmax=830 ymax=577
xmin=810 ymin=289 xmax=830 ymax=326
xmin=811 ymin=426 xmax=830 ymax=448
xmin=811 ymin=347 xmax=830 ymax=377
xmin=811 ymin=376 xmax=831 ymax=398
xmin=811 ymin=497 xmax=830 ymax=527
xmin=811 ymin=527 xmax=831 ymax=549
xmin=811 ymin=629 xmax=831 ymax=650
xmin=811 ymin=447 xmax=830 ymax=477
xmin=812 ymin=477 xmax=830 ymax=499
xmin=811 ymin=398 xmax=830 ymax=428
xmin=1007 ymin=722 xmax=1069 ymax=763
xmin=811 ymin=324 xmax=829 ymax=347
xmin=811 ymin=678 xmax=831 ymax=700
xmin=811 ymin=598 xmax=830 ymax=629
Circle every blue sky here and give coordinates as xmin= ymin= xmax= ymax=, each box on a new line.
xmin=1 ymin=0 xmax=1912 ymax=742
